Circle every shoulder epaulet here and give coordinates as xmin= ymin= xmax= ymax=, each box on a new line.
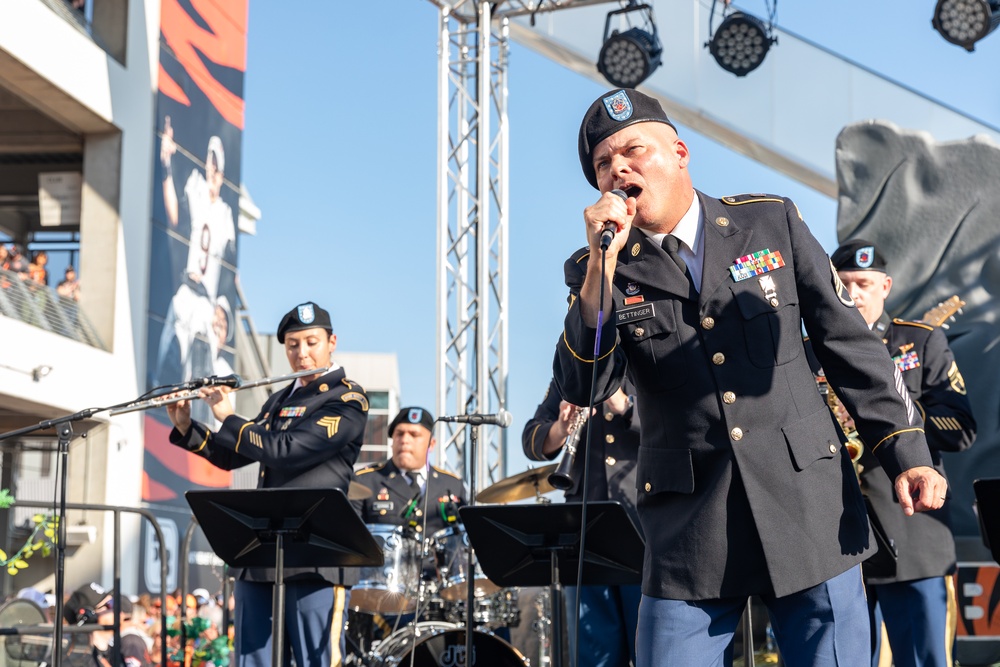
xmin=431 ymin=465 xmax=463 ymax=480
xmin=570 ymin=246 xmax=590 ymax=264
xmin=721 ymin=193 xmax=785 ymax=206
xmin=892 ymin=318 xmax=934 ymax=332
xmin=341 ymin=377 xmax=367 ymax=393
xmin=355 ymin=461 xmax=387 ymax=475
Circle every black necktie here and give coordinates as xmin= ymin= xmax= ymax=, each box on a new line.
xmin=661 ymin=234 xmax=688 ymax=277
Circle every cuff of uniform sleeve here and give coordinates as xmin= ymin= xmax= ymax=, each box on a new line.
xmin=216 ymin=415 xmax=251 ymax=451
xmin=560 ymin=301 xmax=617 ymax=364
xmin=169 ymin=422 xmax=210 ymax=452
xmin=872 ymin=428 xmax=933 ymax=481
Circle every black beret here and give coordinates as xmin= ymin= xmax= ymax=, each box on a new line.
xmin=831 ymin=239 xmax=888 ymax=273
xmin=388 ymin=406 xmax=435 ymax=438
xmin=578 ymin=88 xmax=677 ymax=189
xmin=277 ymin=302 xmax=332 ymax=343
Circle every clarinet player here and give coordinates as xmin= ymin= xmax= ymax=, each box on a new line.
xmin=522 ymin=378 xmax=642 ymax=667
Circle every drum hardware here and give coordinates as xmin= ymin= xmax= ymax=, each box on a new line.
xmin=548 ymin=406 xmax=589 ymax=491
xmin=444 ymin=588 xmax=520 ymax=629
xmin=352 ymin=525 xmax=424 ymax=614
xmin=532 ymin=588 xmax=552 ymax=667
xmin=432 ymin=525 xmax=501 ymax=601
xmin=369 ymin=622 xmax=527 ymax=667
xmin=476 ymin=465 xmax=559 ymax=504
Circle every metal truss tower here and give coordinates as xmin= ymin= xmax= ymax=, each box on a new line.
xmin=431 ymin=0 xmax=610 ymax=486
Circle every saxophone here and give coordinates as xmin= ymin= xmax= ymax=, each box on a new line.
xmin=548 ymin=406 xmax=590 ymax=491
xmin=816 ymin=374 xmax=864 ymax=468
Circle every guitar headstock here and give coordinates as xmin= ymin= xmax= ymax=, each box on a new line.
xmin=920 ymin=295 xmax=966 ymax=329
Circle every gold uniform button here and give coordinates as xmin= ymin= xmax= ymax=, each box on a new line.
xmin=702 ymin=316 xmax=715 ymax=330
xmin=644 ymin=482 xmax=652 ymax=492
xmin=415 ymin=509 xmax=423 ymax=517
xmin=723 ymin=391 xmax=736 ymax=404
xmin=715 ymin=216 xmax=730 ymax=227
xmin=606 ymin=456 xmax=617 ymax=466
xmin=634 ymin=327 xmax=645 ymax=337
xmin=770 ymin=297 xmax=779 ymax=307
xmin=265 ymin=424 xmax=270 ymax=431
xmin=829 ymin=444 xmax=837 ymax=453
xmin=605 ymin=434 xmax=615 ymax=444
xmin=605 ymin=411 xmax=614 ymax=422
xmin=379 ymin=509 xmax=387 ymax=516
xmin=731 ymin=427 xmax=744 ymax=441
xmin=415 ymin=525 xmax=422 ymax=533
xmin=712 ymin=352 xmax=726 ymax=365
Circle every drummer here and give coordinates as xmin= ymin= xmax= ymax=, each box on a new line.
xmin=354 ymin=406 xmax=467 ymax=536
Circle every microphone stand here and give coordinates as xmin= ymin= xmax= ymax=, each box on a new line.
xmin=0 ymin=368 xmax=320 ymax=667
xmin=465 ymin=423 xmax=479 ymax=667
xmin=1 ymin=407 xmax=103 ymax=667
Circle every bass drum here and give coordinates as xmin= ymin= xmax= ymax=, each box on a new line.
xmin=372 ymin=622 xmax=526 ymax=667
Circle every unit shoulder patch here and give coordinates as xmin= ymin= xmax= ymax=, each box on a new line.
xmin=948 ymin=360 xmax=967 ymax=395
xmin=342 ymin=391 xmax=370 ymax=412
xmin=830 ymin=259 xmax=855 ymax=307
xmin=891 ymin=318 xmax=934 ymax=332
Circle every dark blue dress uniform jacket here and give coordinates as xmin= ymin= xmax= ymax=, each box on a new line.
xmin=553 ymin=191 xmax=935 ymax=600
xmin=354 ymin=460 xmax=467 ymax=537
xmin=860 ymin=314 xmax=975 ymax=584
xmin=170 ymin=366 xmax=368 ymax=586
xmin=522 ymin=378 xmax=642 ymax=535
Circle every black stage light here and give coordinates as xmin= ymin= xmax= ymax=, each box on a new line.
xmin=707 ymin=11 xmax=776 ymax=77
xmin=932 ymin=0 xmax=1000 ymax=51
xmin=598 ymin=4 xmax=662 ymax=89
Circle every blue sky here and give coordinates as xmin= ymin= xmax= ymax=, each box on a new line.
xmin=239 ymin=0 xmax=1000 ymax=476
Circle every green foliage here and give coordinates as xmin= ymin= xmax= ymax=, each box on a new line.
xmin=0 ymin=497 xmax=57 ymax=577
xmin=165 ymin=615 xmax=231 ymax=666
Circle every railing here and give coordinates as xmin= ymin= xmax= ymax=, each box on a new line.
xmin=0 ymin=269 xmax=105 ymax=350
xmin=6 ymin=500 xmax=170 ymax=667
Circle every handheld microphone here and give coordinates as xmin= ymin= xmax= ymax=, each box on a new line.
xmin=438 ymin=410 xmax=513 ymax=428
xmin=599 ymin=189 xmax=629 ymax=251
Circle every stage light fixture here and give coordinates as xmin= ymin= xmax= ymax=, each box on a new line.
xmin=707 ymin=10 xmax=776 ymax=77
xmin=932 ymin=0 xmax=1000 ymax=51
xmin=597 ymin=4 xmax=662 ymax=89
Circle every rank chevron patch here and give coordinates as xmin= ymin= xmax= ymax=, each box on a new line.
xmin=317 ymin=416 xmax=341 ymax=438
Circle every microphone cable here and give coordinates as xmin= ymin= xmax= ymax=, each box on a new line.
xmin=570 ymin=236 xmax=614 ymax=667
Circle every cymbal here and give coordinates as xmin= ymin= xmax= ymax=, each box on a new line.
xmin=348 ymin=481 xmax=372 ymax=501
xmin=477 ymin=464 xmax=558 ymax=503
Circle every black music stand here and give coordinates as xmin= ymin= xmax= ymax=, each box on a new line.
xmin=460 ymin=501 xmax=644 ymax=667
xmin=973 ymin=479 xmax=1000 ymax=563
xmin=186 ymin=488 xmax=383 ymax=667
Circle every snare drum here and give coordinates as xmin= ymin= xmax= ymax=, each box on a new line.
xmin=432 ymin=525 xmax=501 ymax=601
xmin=352 ymin=524 xmax=422 ymax=613
xmin=445 ymin=588 xmax=520 ymax=629
xmin=371 ymin=622 xmax=526 ymax=666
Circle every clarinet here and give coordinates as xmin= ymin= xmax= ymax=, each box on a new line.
xmin=548 ymin=406 xmax=590 ymax=491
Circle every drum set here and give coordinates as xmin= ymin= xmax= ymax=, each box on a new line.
xmin=345 ymin=465 xmax=558 ymax=667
